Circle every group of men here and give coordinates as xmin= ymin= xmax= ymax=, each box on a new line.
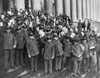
xmin=0 ymin=8 xmax=100 ymax=76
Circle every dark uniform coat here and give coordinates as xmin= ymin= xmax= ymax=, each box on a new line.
xmin=52 ymin=39 xmax=63 ymax=56
xmin=63 ymin=38 xmax=72 ymax=57
xmin=16 ymin=31 xmax=25 ymax=49
xmin=26 ymin=37 xmax=39 ymax=56
xmin=44 ymin=41 xmax=55 ymax=60
xmin=3 ymin=32 xmax=16 ymax=49
xmin=71 ymin=43 xmax=84 ymax=59
xmin=83 ymin=42 xmax=89 ymax=58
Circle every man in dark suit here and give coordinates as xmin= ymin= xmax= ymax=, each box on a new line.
xmin=52 ymin=34 xmax=63 ymax=71
xmin=26 ymin=33 xmax=39 ymax=72
xmin=44 ymin=36 xmax=55 ymax=74
xmin=15 ymin=27 xmax=25 ymax=67
xmin=71 ymin=36 xmax=84 ymax=76
xmin=3 ymin=27 xmax=17 ymax=69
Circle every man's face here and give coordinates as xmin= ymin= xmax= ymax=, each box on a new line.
xmin=48 ymin=39 xmax=52 ymax=42
xmin=18 ymin=30 xmax=21 ymax=33
xmin=54 ymin=37 xmax=58 ymax=40
xmin=6 ymin=29 xmax=11 ymax=33
xmin=30 ymin=36 xmax=34 ymax=39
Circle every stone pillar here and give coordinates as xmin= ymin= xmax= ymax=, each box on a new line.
xmin=90 ymin=0 xmax=94 ymax=20
xmin=72 ymin=0 xmax=77 ymax=21
xmin=96 ymin=0 xmax=99 ymax=21
xmin=77 ymin=0 xmax=82 ymax=20
xmin=29 ymin=0 xmax=31 ymax=8
xmin=98 ymin=0 xmax=100 ymax=21
xmin=32 ymin=0 xmax=41 ymax=11
xmin=15 ymin=0 xmax=25 ymax=10
xmin=93 ymin=0 xmax=96 ymax=21
xmin=55 ymin=0 xmax=63 ymax=15
xmin=86 ymin=0 xmax=90 ymax=19
xmin=0 ymin=0 xmax=3 ymax=13
xmin=9 ymin=0 xmax=14 ymax=10
xmin=82 ymin=0 xmax=87 ymax=20
xmin=46 ymin=0 xmax=53 ymax=15
xmin=64 ymin=0 xmax=70 ymax=17
xmin=41 ymin=0 xmax=45 ymax=10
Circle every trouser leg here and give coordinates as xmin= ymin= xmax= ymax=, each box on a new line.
xmin=44 ymin=59 xmax=48 ymax=74
xmin=49 ymin=59 xmax=52 ymax=74
xmin=16 ymin=49 xmax=20 ymax=66
xmin=10 ymin=50 xmax=15 ymax=68
xmin=58 ymin=56 xmax=62 ymax=70
xmin=20 ymin=49 xmax=24 ymax=65
xmin=4 ymin=50 xmax=9 ymax=69
xmin=67 ymin=57 xmax=71 ymax=70
xmin=78 ymin=60 xmax=82 ymax=74
xmin=34 ymin=56 xmax=37 ymax=71
xmin=30 ymin=56 xmax=34 ymax=71
xmin=55 ymin=57 xmax=58 ymax=71
xmin=62 ymin=56 xmax=67 ymax=69
xmin=73 ymin=59 xmax=78 ymax=74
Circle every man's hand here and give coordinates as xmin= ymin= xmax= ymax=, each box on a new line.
xmin=13 ymin=45 xmax=16 ymax=48
xmin=29 ymin=55 xmax=31 ymax=58
xmin=52 ymin=55 xmax=54 ymax=59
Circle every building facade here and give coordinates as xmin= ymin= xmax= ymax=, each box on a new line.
xmin=0 ymin=0 xmax=100 ymax=31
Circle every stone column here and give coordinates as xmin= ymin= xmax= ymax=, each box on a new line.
xmin=0 ymin=0 xmax=3 ymax=13
xmin=46 ymin=0 xmax=53 ymax=15
xmin=98 ymin=0 xmax=100 ymax=21
xmin=86 ymin=0 xmax=90 ymax=19
xmin=55 ymin=0 xmax=63 ymax=15
xmin=90 ymin=0 xmax=94 ymax=20
xmin=82 ymin=0 xmax=87 ymax=20
xmin=32 ymin=0 xmax=41 ymax=10
xmin=29 ymin=0 xmax=31 ymax=8
xmin=96 ymin=0 xmax=99 ymax=21
xmin=9 ymin=0 xmax=14 ymax=10
xmin=15 ymin=0 xmax=25 ymax=10
xmin=64 ymin=0 xmax=70 ymax=17
xmin=41 ymin=0 xmax=45 ymax=10
xmin=93 ymin=0 xmax=96 ymax=21
xmin=72 ymin=0 xmax=77 ymax=21
xmin=77 ymin=0 xmax=82 ymax=20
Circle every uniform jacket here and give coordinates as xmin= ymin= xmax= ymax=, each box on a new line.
xmin=52 ymin=39 xmax=63 ymax=56
xmin=15 ymin=31 xmax=25 ymax=49
xmin=44 ymin=41 xmax=55 ymax=60
xmin=71 ymin=43 xmax=84 ymax=59
xmin=26 ymin=37 xmax=39 ymax=56
xmin=96 ymin=39 xmax=100 ymax=54
xmin=3 ymin=32 xmax=16 ymax=49
xmin=82 ymin=42 xmax=89 ymax=58
xmin=63 ymin=38 xmax=72 ymax=57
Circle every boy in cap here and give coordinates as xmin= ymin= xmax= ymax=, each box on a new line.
xmin=88 ymin=35 xmax=97 ymax=70
xmin=52 ymin=33 xmax=63 ymax=71
xmin=44 ymin=36 xmax=55 ymax=74
xmin=15 ymin=27 xmax=25 ymax=67
xmin=3 ymin=27 xmax=17 ymax=69
xmin=82 ymin=37 xmax=90 ymax=72
xmin=71 ymin=36 xmax=84 ymax=76
xmin=26 ymin=32 xmax=39 ymax=72
xmin=62 ymin=35 xmax=72 ymax=71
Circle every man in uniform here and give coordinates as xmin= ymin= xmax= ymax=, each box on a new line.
xmin=3 ymin=27 xmax=17 ymax=70
xmin=15 ymin=27 xmax=25 ymax=67
xmin=71 ymin=36 xmax=84 ymax=76
xmin=52 ymin=33 xmax=63 ymax=71
xmin=26 ymin=33 xmax=39 ymax=72
xmin=63 ymin=35 xmax=72 ymax=71
xmin=44 ymin=36 xmax=55 ymax=74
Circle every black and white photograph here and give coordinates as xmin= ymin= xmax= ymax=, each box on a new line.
xmin=0 ymin=0 xmax=100 ymax=78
